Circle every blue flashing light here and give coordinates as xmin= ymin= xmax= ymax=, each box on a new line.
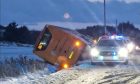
xmin=116 ymin=36 xmax=124 ymax=39
xmin=117 ymin=35 xmax=123 ymax=38
xmin=98 ymin=56 xmax=104 ymax=60
xmin=110 ymin=35 xmax=124 ymax=40
xmin=113 ymin=52 xmax=116 ymax=56
xmin=113 ymin=56 xmax=118 ymax=60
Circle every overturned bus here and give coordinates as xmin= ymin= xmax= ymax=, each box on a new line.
xmin=33 ymin=25 xmax=89 ymax=70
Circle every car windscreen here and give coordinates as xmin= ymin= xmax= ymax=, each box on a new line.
xmin=97 ymin=40 xmax=124 ymax=47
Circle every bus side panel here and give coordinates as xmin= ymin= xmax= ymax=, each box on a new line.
xmin=68 ymin=39 xmax=86 ymax=65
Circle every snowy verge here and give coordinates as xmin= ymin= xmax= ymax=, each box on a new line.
xmin=0 ymin=43 xmax=49 ymax=81
xmin=1 ymin=68 xmax=50 ymax=84
xmin=1 ymin=62 xmax=140 ymax=84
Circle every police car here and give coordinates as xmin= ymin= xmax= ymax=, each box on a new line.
xmin=90 ymin=35 xmax=134 ymax=64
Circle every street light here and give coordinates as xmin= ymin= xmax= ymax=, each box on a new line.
xmin=104 ymin=0 xmax=107 ymax=34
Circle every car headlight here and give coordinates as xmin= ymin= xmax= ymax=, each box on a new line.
xmin=118 ymin=48 xmax=128 ymax=57
xmin=136 ymin=46 xmax=140 ymax=50
xmin=127 ymin=42 xmax=135 ymax=52
xmin=90 ymin=48 xmax=99 ymax=57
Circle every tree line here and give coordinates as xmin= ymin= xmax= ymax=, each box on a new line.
xmin=0 ymin=21 xmax=140 ymax=46
xmin=0 ymin=22 xmax=40 ymax=44
xmin=77 ymin=22 xmax=140 ymax=46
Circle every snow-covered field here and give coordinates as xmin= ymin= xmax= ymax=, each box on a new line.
xmin=0 ymin=43 xmax=51 ymax=83
xmin=0 ymin=43 xmax=41 ymax=61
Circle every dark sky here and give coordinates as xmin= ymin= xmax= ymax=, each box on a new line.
xmin=1 ymin=0 xmax=140 ymax=29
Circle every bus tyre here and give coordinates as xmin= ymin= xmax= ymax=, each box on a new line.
xmin=124 ymin=60 xmax=128 ymax=65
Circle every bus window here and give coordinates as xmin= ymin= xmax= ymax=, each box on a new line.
xmin=37 ymin=28 xmax=52 ymax=50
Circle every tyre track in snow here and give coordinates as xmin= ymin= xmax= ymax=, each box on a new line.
xmin=97 ymin=72 xmax=140 ymax=84
xmin=66 ymin=65 xmax=140 ymax=84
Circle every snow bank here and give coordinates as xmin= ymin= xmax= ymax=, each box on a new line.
xmin=129 ymin=51 xmax=140 ymax=65
xmin=1 ymin=62 xmax=140 ymax=84
xmin=0 ymin=43 xmax=50 ymax=81
xmin=1 ymin=68 xmax=50 ymax=84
